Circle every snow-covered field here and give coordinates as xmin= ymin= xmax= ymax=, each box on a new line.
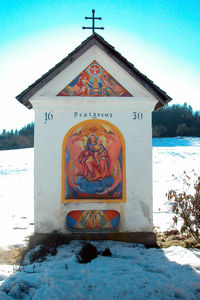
xmin=153 ymin=137 xmax=200 ymax=232
xmin=0 ymin=148 xmax=34 ymax=250
xmin=0 ymin=137 xmax=200 ymax=299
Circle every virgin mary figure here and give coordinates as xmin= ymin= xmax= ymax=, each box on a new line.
xmin=78 ymin=134 xmax=111 ymax=181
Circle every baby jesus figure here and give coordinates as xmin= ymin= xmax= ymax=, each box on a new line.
xmin=94 ymin=138 xmax=111 ymax=178
xmin=94 ymin=138 xmax=106 ymax=161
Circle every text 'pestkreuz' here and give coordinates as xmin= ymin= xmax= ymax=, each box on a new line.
xmin=74 ymin=112 xmax=113 ymax=119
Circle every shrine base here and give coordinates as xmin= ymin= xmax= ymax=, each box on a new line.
xmin=29 ymin=232 xmax=157 ymax=249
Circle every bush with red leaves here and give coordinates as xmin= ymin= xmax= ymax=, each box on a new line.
xmin=168 ymin=173 xmax=200 ymax=243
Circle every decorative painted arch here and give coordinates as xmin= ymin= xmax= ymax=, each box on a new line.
xmin=61 ymin=119 xmax=126 ymax=203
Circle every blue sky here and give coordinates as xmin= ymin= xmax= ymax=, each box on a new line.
xmin=0 ymin=0 xmax=199 ymax=131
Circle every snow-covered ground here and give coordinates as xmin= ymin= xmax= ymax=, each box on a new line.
xmin=0 ymin=137 xmax=200 ymax=299
xmin=1 ymin=241 xmax=200 ymax=300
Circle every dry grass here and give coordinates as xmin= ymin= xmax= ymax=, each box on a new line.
xmin=155 ymin=229 xmax=200 ymax=248
xmin=0 ymin=247 xmax=27 ymax=265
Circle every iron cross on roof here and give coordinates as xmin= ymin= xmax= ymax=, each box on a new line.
xmin=82 ymin=9 xmax=104 ymax=34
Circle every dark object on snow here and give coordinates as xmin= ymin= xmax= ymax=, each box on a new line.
xmin=101 ymin=248 xmax=112 ymax=256
xmin=77 ymin=243 xmax=98 ymax=263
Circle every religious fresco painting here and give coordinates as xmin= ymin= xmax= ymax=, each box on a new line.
xmin=62 ymin=119 xmax=125 ymax=202
xmin=57 ymin=60 xmax=132 ymax=97
xmin=67 ymin=210 xmax=120 ymax=229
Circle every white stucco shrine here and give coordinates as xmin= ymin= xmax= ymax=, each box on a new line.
xmin=16 ymin=33 xmax=172 ymax=246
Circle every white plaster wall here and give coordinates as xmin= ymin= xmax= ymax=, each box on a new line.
xmin=30 ymin=44 xmax=157 ymax=234
xmin=33 ymin=104 xmax=154 ymax=233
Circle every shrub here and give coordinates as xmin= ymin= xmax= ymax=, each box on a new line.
xmin=168 ymin=173 xmax=200 ymax=243
xmin=19 ymin=232 xmax=68 ymax=265
xmin=29 ymin=245 xmax=57 ymax=263
xmin=77 ymin=243 xmax=98 ymax=263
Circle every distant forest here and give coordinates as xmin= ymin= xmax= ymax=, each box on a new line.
xmin=0 ymin=123 xmax=34 ymax=150
xmin=0 ymin=103 xmax=200 ymax=150
xmin=152 ymin=103 xmax=200 ymax=137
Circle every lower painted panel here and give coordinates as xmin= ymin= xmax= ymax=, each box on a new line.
xmin=67 ymin=210 xmax=120 ymax=229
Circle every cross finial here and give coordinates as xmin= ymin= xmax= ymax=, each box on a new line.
xmin=82 ymin=9 xmax=104 ymax=34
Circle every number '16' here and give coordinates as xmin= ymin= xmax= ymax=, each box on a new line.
xmin=44 ymin=112 xmax=53 ymax=123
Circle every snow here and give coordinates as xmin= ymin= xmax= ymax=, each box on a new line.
xmin=0 ymin=137 xmax=200 ymax=299
xmin=153 ymin=141 xmax=200 ymax=232
xmin=1 ymin=241 xmax=200 ymax=299
xmin=152 ymin=137 xmax=200 ymax=147
xmin=0 ymin=148 xmax=34 ymax=250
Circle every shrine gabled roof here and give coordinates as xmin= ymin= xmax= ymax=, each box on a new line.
xmin=16 ymin=33 xmax=172 ymax=111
